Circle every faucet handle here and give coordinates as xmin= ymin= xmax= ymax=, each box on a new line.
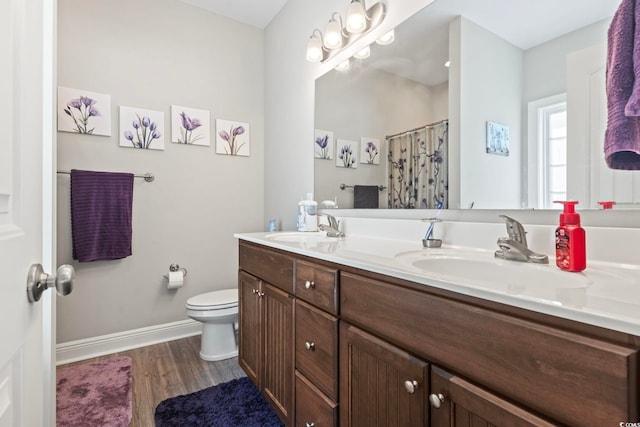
xmin=498 ymin=215 xmax=527 ymax=246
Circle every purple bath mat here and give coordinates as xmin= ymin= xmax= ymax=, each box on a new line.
xmin=155 ymin=377 xmax=283 ymax=426
xmin=57 ymin=356 xmax=132 ymax=427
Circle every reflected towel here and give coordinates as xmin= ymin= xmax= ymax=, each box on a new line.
xmin=353 ymin=185 xmax=379 ymax=208
xmin=71 ymin=169 xmax=134 ymax=262
xmin=605 ymin=0 xmax=640 ymax=169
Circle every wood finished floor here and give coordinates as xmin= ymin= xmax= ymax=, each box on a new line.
xmin=58 ymin=335 xmax=246 ymax=426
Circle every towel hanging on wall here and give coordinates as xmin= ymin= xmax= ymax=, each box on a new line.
xmin=353 ymin=185 xmax=379 ymax=208
xmin=604 ymin=0 xmax=640 ymax=169
xmin=71 ymin=169 xmax=134 ymax=262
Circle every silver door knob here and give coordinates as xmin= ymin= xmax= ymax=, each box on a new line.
xmin=305 ymin=341 xmax=315 ymax=351
xmin=429 ymin=393 xmax=445 ymax=408
xmin=305 ymin=280 xmax=315 ymax=289
xmin=305 ymin=423 xmax=315 ymax=427
xmin=404 ymin=380 xmax=419 ymax=394
xmin=27 ymin=263 xmax=75 ymax=303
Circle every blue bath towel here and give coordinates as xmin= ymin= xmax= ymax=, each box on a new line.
xmin=605 ymin=0 xmax=640 ymax=169
xmin=71 ymin=169 xmax=134 ymax=262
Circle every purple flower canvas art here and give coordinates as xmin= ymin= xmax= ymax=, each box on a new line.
xmin=215 ymin=119 xmax=250 ymax=156
xmin=314 ymin=129 xmax=334 ymax=160
xmin=360 ymin=137 xmax=381 ymax=165
xmin=336 ymin=139 xmax=358 ymax=168
xmin=57 ymin=87 xmax=111 ymax=136
xmin=119 ymin=106 xmax=165 ymax=150
xmin=171 ymin=105 xmax=211 ymax=146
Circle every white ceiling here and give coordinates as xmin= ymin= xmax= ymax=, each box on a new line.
xmin=177 ymin=0 xmax=289 ymax=29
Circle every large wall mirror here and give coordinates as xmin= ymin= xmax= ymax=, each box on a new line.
xmin=314 ymin=0 xmax=627 ymax=210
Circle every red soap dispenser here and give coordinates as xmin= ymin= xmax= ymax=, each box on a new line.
xmin=554 ymin=201 xmax=586 ymax=272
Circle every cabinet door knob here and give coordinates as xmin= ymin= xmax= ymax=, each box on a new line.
xmin=305 ymin=423 xmax=315 ymax=427
xmin=305 ymin=280 xmax=315 ymax=289
xmin=257 ymin=291 xmax=265 ymax=298
xmin=404 ymin=380 xmax=419 ymax=394
xmin=305 ymin=341 xmax=315 ymax=351
xmin=251 ymin=289 xmax=258 ymax=294
xmin=429 ymin=393 xmax=445 ymax=408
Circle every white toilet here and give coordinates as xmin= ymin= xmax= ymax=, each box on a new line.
xmin=186 ymin=289 xmax=239 ymax=361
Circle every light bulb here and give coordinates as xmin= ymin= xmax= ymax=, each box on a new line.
xmin=335 ymin=59 xmax=350 ymax=71
xmin=324 ymin=18 xmax=344 ymax=50
xmin=353 ymin=45 xmax=370 ymax=59
xmin=346 ymin=0 xmax=367 ymax=34
xmin=306 ymin=31 xmax=324 ymax=62
xmin=376 ymin=29 xmax=395 ymax=45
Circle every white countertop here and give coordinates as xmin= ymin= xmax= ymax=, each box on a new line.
xmin=235 ymin=231 xmax=640 ymax=336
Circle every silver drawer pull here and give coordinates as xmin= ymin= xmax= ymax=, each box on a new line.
xmin=404 ymin=380 xmax=419 ymax=394
xmin=429 ymin=393 xmax=445 ymax=408
xmin=305 ymin=341 xmax=315 ymax=351
xmin=305 ymin=280 xmax=315 ymax=289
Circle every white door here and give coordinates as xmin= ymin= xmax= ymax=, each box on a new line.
xmin=567 ymin=42 xmax=640 ymax=208
xmin=0 ymin=0 xmax=57 ymax=426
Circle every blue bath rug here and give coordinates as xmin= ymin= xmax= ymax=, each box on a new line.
xmin=154 ymin=377 xmax=283 ymax=426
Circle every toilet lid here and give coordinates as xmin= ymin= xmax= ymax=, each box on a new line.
xmin=186 ymin=289 xmax=238 ymax=310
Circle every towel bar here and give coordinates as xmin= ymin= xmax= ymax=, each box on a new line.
xmin=57 ymin=170 xmax=154 ymax=182
xmin=339 ymin=184 xmax=386 ymax=191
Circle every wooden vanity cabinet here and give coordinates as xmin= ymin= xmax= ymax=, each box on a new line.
xmin=238 ymin=242 xmax=295 ymax=426
xmin=339 ymin=322 xmax=429 ymax=427
xmin=429 ymin=366 xmax=557 ymax=427
xmin=294 ymin=259 xmax=339 ymax=426
xmin=238 ymin=241 xmax=640 ymax=426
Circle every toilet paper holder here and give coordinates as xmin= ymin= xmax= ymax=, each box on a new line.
xmin=163 ymin=263 xmax=188 ymax=280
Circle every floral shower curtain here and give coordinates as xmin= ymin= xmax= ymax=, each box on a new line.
xmin=387 ymin=120 xmax=448 ymax=209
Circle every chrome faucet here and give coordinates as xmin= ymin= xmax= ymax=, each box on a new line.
xmin=495 ymin=215 xmax=548 ymax=264
xmin=318 ymin=214 xmax=345 ymax=237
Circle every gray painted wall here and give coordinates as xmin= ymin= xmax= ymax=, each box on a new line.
xmin=56 ymin=0 xmax=264 ymax=342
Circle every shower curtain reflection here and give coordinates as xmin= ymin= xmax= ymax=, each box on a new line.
xmin=387 ymin=120 xmax=448 ymax=209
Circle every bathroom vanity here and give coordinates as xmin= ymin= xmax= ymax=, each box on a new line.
xmin=235 ymin=231 xmax=640 ymax=426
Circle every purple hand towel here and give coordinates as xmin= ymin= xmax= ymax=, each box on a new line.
xmin=71 ymin=169 xmax=134 ymax=262
xmin=605 ymin=0 xmax=640 ymax=169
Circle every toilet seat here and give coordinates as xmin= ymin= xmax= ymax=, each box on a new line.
xmin=186 ymin=289 xmax=238 ymax=311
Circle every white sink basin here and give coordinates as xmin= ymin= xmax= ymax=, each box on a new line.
xmin=264 ymin=231 xmax=341 ymax=243
xmin=394 ymin=249 xmax=599 ymax=306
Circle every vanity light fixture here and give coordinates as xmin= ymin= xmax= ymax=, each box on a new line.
xmin=324 ymin=13 xmax=347 ymax=50
xmin=353 ymin=45 xmax=370 ymax=59
xmin=346 ymin=0 xmax=368 ymax=34
xmin=306 ymin=29 xmax=326 ymax=62
xmin=335 ymin=59 xmax=350 ymax=71
xmin=376 ymin=29 xmax=395 ymax=45
xmin=305 ymin=1 xmax=386 ymax=63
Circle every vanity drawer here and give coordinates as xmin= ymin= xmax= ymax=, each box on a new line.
xmin=295 ymin=299 xmax=338 ymax=400
xmin=239 ymin=241 xmax=294 ymax=293
xmin=295 ymin=370 xmax=337 ymax=427
xmin=295 ymin=259 xmax=339 ymax=314
xmin=340 ymin=271 xmax=638 ymax=426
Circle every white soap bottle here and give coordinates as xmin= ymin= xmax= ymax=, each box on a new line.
xmin=297 ymin=193 xmax=318 ymax=232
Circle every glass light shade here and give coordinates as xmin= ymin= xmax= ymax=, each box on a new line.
xmin=353 ymin=45 xmax=370 ymax=59
xmin=335 ymin=59 xmax=350 ymax=71
xmin=306 ymin=33 xmax=324 ymax=62
xmin=376 ymin=29 xmax=395 ymax=45
xmin=346 ymin=0 xmax=367 ymax=34
xmin=324 ymin=19 xmax=344 ymax=50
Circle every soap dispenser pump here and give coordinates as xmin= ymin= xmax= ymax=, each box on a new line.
xmin=554 ymin=201 xmax=586 ymax=272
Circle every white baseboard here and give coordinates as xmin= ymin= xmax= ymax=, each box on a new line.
xmin=56 ymin=319 xmax=202 ymax=365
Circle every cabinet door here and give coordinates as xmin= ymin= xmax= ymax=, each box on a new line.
xmin=430 ymin=366 xmax=558 ymax=427
xmin=340 ymin=323 xmax=428 ymax=427
xmin=238 ymin=271 xmax=262 ymax=387
xmin=263 ymin=282 xmax=295 ymax=425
